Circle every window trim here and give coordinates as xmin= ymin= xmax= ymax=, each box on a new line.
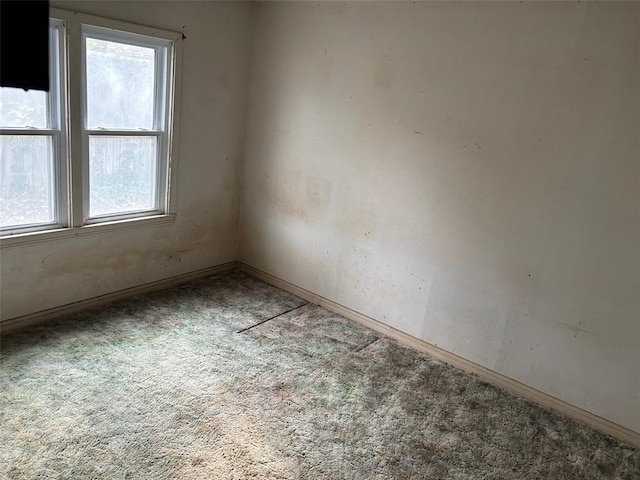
xmin=0 ymin=8 xmax=183 ymax=241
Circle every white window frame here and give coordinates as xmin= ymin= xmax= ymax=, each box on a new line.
xmin=0 ymin=19 xmax=68 ymax=235
xmin=81 ymin=25 xmax=172 ymax=224
xmin=0 ymin=8 xmax=182 ymax=243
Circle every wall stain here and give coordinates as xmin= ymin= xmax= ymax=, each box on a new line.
xmin=269 ymin=171 xmax=332 ymax=224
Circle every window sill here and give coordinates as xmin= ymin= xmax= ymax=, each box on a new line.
xmin=0 ymin=214 xmax=177 ymax=249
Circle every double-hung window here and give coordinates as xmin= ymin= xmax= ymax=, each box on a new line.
xmin=0 ymin=20 xmax=67 ymax=233
xmin=0 ymin=9 xmax=180 ymax=238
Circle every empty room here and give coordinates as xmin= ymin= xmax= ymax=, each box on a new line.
xmin=1 ymin=0 xmax=638 ymax=478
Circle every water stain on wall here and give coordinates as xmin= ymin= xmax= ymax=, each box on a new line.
xmin=306 ymin=176 xmax=332 ymax=211
xmin=268 ymin=171 xmax=332 ymax=224
xmin=271 ymin=170 xmax=303 ymax=218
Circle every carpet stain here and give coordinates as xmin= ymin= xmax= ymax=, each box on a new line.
xmin=1 ymin=270 xmax=638 ymax=479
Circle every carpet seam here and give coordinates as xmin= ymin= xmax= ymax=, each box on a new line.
xmin=236 ymin=302 xmax=310 ymax=333
xmin=353 ymin=337 xmax=380 ymax=353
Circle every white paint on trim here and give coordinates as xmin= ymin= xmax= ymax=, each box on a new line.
xmin=237 ymin=262 xmax=640 ymax=449
xmin=0 ymin=214 xmax=177 ymax=249
xmin=0 ymin=262 xmax=237 ymax=335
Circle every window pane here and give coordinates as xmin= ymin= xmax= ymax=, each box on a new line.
xmin=0 ymin=87 xmax=48 ymax=128
xmin=86 ymin=37 xmax=156 ymax=129
xmin=0 ymin=135 xmax=55 ymax=227
xmin=89 ymin=136 xmax=157 ymax=217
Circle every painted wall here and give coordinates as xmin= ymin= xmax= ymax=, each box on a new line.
xmin=240 ymin=2 xmax=640 ymax=431
xmin=0 ymin=1 xmax=252 ymax=320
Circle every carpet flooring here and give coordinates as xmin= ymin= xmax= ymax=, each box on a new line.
xmin=1 ymin=270 xmax=638 ymax=479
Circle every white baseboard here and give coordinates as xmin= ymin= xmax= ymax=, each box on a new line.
xmin=237 ymin=262 xmax=640 ymax=449
xmin=3 ymin=260 xmax=637 ymax=447
xmin=0 ymin=262 xmax=238 ymax=335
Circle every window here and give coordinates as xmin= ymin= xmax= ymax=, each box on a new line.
xmin=0 ymin=20 xmax=66 ymax=233
xmin=0 ymin=9 xmax=180 ymax=237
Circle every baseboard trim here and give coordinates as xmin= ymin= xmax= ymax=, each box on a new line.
xmin=1 ymin=261 xmax=238 ymax=335
xmin=237 ymin=262 xmax=640 ymax=448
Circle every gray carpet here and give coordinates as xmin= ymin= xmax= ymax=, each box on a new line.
xmin=1 ymin=270 xmax=638 ymax=479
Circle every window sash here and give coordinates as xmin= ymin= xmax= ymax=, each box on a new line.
xmin=0 ymin=133 xmax=59 ymax=232
xmin=84 ymin=133 xmax=163 ymax=223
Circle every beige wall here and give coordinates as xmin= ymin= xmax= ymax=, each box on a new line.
xmin=0 ymin=1 xmax=252 ymax=319
xmin=240 ymin=2 xmax=640 ymax=431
